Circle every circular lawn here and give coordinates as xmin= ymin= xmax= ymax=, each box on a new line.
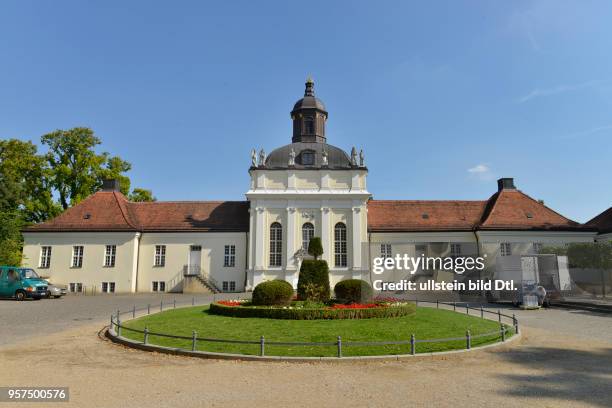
xmin=120 ymin=306 xmax=513 ymax=357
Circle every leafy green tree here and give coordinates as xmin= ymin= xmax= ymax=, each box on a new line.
xmin=0 ymin=212 xmax=24 ymax=265
xmin=41 ymin=127 xmax=134 ymax=209
xmin=129 ymin=188 xmax=156 ymax=202
xmin=0 ymin=139 xmax=59 ymax=222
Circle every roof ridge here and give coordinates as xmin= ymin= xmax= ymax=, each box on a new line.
xmin=129 ymin=200 xmax=249 ymax=205
xmin=112 ymin=191 xmax=138 ymax=229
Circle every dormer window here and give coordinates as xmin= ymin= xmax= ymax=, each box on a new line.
xmin=301 ymin=151 xmax=315 ymax=166
xmin=304 ymin=117 xmax=315 ymax=134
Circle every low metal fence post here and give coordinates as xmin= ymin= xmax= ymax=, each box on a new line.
xmin=116 ymin=310 xmax=121 ymax=337
xmin=174 ymin=298 xmax=176 ymax=309
xmin=337 ymin=336 xmax=342 ymax=358
xmin=260 ymin=336 xmax=265 ymax=357
xmin=466 ymin=330 xmax=471 ymax=350
xmin=453 ymin=301 xmax=456 ymax=311
xmin=410 ymin=334 xmax=415 ymax=355
xmin=147 ymin=304 xmax=151 ymax=314
xmin=498 ymin=309 xmax=501 ymax=323
xmin=513 ymin=314 xmax=519 ymax=334
xmin=480 ymin=305 xmax=484 ymax=319
xmin=144 ymin=327 xmax=149 ymax=345
xmin=466 ymin=304 xmax=469 ymax=315
xmin=160 ymin=300 xmax=163 ymax=312
xmin=415 ymin=297 xmax=418 ymax=307
xmin=133 ymin=305 xmax=136 ymax=319
xmin=501 ymin=325 xmax=506 ymax=342
xmin=436 ymin=299 xmax=439 ymax=309
xmin=192 ymin=297 xmax=195 ymax=306
xmin=110 ymin=315 xmax=114 ymax=332
xmin=192 ymin=330 xmax=197 ymax=351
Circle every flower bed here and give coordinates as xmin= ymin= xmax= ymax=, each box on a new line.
xmin=208 ymin=300 xmax=416 ymax=320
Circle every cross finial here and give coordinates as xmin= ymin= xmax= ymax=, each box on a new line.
xmin=304 ymin=76 xmax=315 ymax=96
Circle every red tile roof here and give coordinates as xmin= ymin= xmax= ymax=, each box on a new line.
xmin=478 ymin=190 xmax=584 ymax=231
xmin=367 ymin=200 xmax=486 ymax=232
xmin=24 ymin=188 xmax=590 ymax=233
xmin=586 ymin=207 xmax=612 ymax=234
xmin=24 ymin=192 xmax=249 ymax=232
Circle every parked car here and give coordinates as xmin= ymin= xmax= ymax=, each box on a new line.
xmin=46 ymin=284 xmax=67 ymax=299
xmin=0 ymin=266 xmax=48 ymax=300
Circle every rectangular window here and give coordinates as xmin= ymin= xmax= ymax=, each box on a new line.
xmin=500 ymin=243 xmax=512 ymax=257
xmin=224 ymin=245 xmax=236 ymax=267
xmin=101 ymin=282 xmax=115 ymax=293
xmin=152 ymin=281 xmax=165 ymax=292
xmin=40 ymin=246 xmax=52 ymax=268
xmin=69 ymin=283 xmax=83 ymax=293
xmin=104 ymin=245 xmax=116 ymax=267
xmin=334 ymin=224 xmax=347 ymax=268
xmin=450 ymin=243 xmax=461 ymax=257
xmin=154 ymin=245 xmax=166 ymax=267
xmin=222 ymin=281 xmax=236 ymax=292
xmin=381 ymin=244 xmax=392 ymax=259
xmin=72 ymin=246 xmax=84 ymax=268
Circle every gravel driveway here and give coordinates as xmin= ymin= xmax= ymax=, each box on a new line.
xmin=0 ymin=297 xmax=610 ymax=407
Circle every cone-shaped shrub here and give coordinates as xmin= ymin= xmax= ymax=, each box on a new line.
xmin=307 ymin=237 xmax=323 ymax=260
xmin=297 ymin=259 xmax=330 ymax=301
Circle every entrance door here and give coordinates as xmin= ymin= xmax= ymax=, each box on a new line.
xmin=188 ymin=245 xmax=202 ymax=275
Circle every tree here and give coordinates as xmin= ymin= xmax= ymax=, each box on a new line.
xmin=41 ymin=127 xmax=133 ymax=209
xmin=0 ymin=211 xmax=24 ymax=265
xmin=307 ymin=237 xmax=323 ymax=260
xmin=129 ymin=188 xmax=156 ymax=202
xmin=0 ymin=139 xmax=59 ymax=222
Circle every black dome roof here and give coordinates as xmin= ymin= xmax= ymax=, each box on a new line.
xmin=292 ymin=95 xmax=326 ymax=113
xmin=265 ymin=142 xmax=351 ymax=170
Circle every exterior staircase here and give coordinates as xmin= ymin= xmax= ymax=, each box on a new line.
xmin=182 ymin=265 xmax=221 ymax=294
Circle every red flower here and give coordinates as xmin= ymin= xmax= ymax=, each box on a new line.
xmin=218 ymin=300 xmax=243 ymax=306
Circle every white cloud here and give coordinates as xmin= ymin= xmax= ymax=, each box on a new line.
xmin=517 ymin=80 xmax=606 ymax=103
xmin=468 ymin=164 xmax=494 ymax=181
xmin=468 ymin=164 xmax=489 ymax=174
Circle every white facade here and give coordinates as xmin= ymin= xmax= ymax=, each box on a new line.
xmin=245 ymin=168 xmax=370 ymax=290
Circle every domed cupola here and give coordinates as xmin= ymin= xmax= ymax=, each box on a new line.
xmin=291 ymin=77 xmax=328 ymax=143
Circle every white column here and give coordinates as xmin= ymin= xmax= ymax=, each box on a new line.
xmin=130 ymin=232 xmax=140 ymax=293
xmin=351 ymin=206 xmax=362 ymax=279
xmin=321 ymin=206 xmax=331 ymax=264
xmin=285 ymin=206 xmax=298 ymax=287
xmin=253 ymin=206 xmax=266 ymax=287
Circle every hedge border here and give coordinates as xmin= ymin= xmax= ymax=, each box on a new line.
xmin=209 ymin=302 xmax=416 ymax=320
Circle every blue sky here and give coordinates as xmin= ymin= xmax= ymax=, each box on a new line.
xmin=1 ymin=1 xmax=611 ymax=222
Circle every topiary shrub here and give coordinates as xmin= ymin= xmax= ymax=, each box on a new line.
xmin=297 ymin=259 xmax=330 ymax=301
xmin=252 ymin=280 xmax=294 ymax=306
xmin=307 ymin=237 xmax=323 ymax=260
xmin=334 ymin=279 xmax=373 ymax=304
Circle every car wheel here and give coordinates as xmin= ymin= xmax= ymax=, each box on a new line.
xmin=15 ymin=291 xmax=26 ymax=301
xmin=54 ymin=296 xmax=61 ymax=299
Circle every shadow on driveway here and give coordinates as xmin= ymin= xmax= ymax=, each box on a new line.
xmin=496 ymin=346 xmax=612 ymax=407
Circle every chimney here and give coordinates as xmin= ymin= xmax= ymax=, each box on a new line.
xmin=497 ymin=177 xmax=515 ymax=191
xmin=101 ymin=179 xmax=120 ymax=192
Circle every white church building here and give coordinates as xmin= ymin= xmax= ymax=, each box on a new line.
xmin=22 ymin=79 xmax=600 ymax=294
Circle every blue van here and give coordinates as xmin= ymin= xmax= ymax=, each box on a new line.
xmin=0 ymin=266 xmax=49 ymax=300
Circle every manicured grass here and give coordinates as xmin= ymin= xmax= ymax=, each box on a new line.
xmin=121 ymin=306 xmax=513 ymax=357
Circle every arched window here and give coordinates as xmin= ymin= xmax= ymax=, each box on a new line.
xmin=304 ymin=116 xmax=315 ymax=134
xmin=302 ymin=222 xmax=315 ymax=251
xmin=334 ymin=222 xmax=347 ymax=267
xmin=269 ymin=222 xmax=282 ymax=267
